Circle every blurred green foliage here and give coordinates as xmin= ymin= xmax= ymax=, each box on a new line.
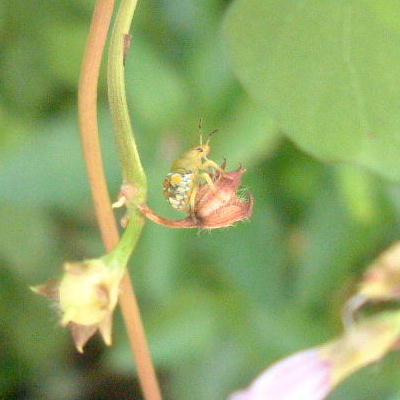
xmin=1 ymin=0 xmax=400 ymax=399
xmin=224 ymin=0 xmax=400 ymax=182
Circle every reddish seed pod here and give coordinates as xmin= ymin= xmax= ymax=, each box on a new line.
xmin=140 ymin=167 xmax=253 ymax=229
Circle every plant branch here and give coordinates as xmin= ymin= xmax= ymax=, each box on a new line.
xmin=107 ymin=0 xmax=146 ymax=192
xmin=78 ymin=0 xmax=118 ymax=246
xmin=78 ymin=1 xmax=161 ymax=399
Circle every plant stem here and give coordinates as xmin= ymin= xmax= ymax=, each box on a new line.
xmin=78 ymin=1 xmax=161 ymax=399
xmin=107 ymin=0 xmax=147 ymax=194
xmin=106 ymin=217 xmax=144 ymax=267
xmin=78 ymin=0 xmax=118 ymax=246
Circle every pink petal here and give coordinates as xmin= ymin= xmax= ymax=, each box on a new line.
xmin=229 ymin=349 xmax=332 ymax=400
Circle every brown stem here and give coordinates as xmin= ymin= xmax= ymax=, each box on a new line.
xmin=78 ymin=1 xmax=161 ymax=399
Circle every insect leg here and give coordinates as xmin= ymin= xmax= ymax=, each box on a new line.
xmin=189 ymin=183 xmax=199 ymax=216
xmin=202 ymin=159 xmax=233 ymax=181
xmin=202 ymin=158 xmax=219 ymax=170
xmin=199 ymin=172 xmax=217 ymax=192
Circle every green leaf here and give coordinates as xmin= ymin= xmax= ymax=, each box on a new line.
xmin=354 ymin=0 xmax=400 ymax=31
xmin=213 ymin=97 xmax=279 ymax=166
xmin=223 ymin=0 xmax=400 ymax=181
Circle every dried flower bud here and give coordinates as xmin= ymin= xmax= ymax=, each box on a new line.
xmin=228 ymin=311 xmax=400 ymax=400
xmin=140 ymin=168 xmax=253 ymax=229
xmin=358 ymin=241 xmax=400 ymax=300
xmin=324 ymin=311 xmax=400 ymax=386
xmin=344 ymin=241 xmax=400 ymax=322
xmin=32 ymin=258 xmax=125 ymax=352
xmin=58 ymin=260 xmax=122 ymax=326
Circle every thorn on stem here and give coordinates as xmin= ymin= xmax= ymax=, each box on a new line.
xmin=112 ymin=196 xmax=127 ymax=209
xmin=123 ymin=34 xmax=132 ymax=64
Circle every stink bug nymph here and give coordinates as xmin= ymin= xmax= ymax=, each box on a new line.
xmin=163 ymin=125 xmax=221 ymax=215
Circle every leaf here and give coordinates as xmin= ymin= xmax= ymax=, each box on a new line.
xmin=213 ymin=97 xmax=280 ymax=166
xmin=354 ymin=0 xmax=400 ymax=31
xmin=223 ymin=0 xmax=400 ymax=181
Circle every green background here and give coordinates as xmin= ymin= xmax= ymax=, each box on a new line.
xmin=1 ymin=0 xmax=400 ymax=399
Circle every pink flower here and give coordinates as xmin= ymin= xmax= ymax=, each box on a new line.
xmin=229 ymin=349 xmax=332 ymax=400
xmin=228 ymin=311 xmax=400 ymax=400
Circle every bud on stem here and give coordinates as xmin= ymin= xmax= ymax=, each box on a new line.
xmin=140 ymin=167 xmax=253 ymax=229
xmin=32 ymin=213 xmax=144 ymax=352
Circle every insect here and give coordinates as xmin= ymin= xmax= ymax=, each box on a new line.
xmin=163 ymin=124 xmax=221 ymax=214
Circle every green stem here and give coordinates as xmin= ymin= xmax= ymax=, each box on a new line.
xmin=106 ymin=215 xmax=144 ymax=267
xmin=107 ymin=0 xmax=146 ymax=199
xmin=107 ymin=2 xmax=162 ymax=400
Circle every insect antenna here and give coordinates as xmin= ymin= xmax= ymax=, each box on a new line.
xmin=198 ymin=117 xmax=204 ymax=145
xmin=206 ymin=128 xmax=218 ymax=145
xmin=198 ymin=118 xmax=218 ymax=145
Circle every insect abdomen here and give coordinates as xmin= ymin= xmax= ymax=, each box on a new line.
xmin=163 ymin=172 xmax=194 ymax=211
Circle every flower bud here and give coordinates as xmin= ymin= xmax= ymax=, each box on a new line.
xmin=344 ymin=242 xmax=400 ymax=322
xmin=194 ymin=168 xmax=253 ymax=226
xmin=140 ymin=167 xmax=253 ymax=229
xmin=58 ymin=260 xmax=122 ymax=326
xmin=32 ymin=258 xmax=125 ymax=352
xmin=325 ymin=311 xmax=400 ymax=385
xmin=358 ymin=241 xmax=400 ymax=301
